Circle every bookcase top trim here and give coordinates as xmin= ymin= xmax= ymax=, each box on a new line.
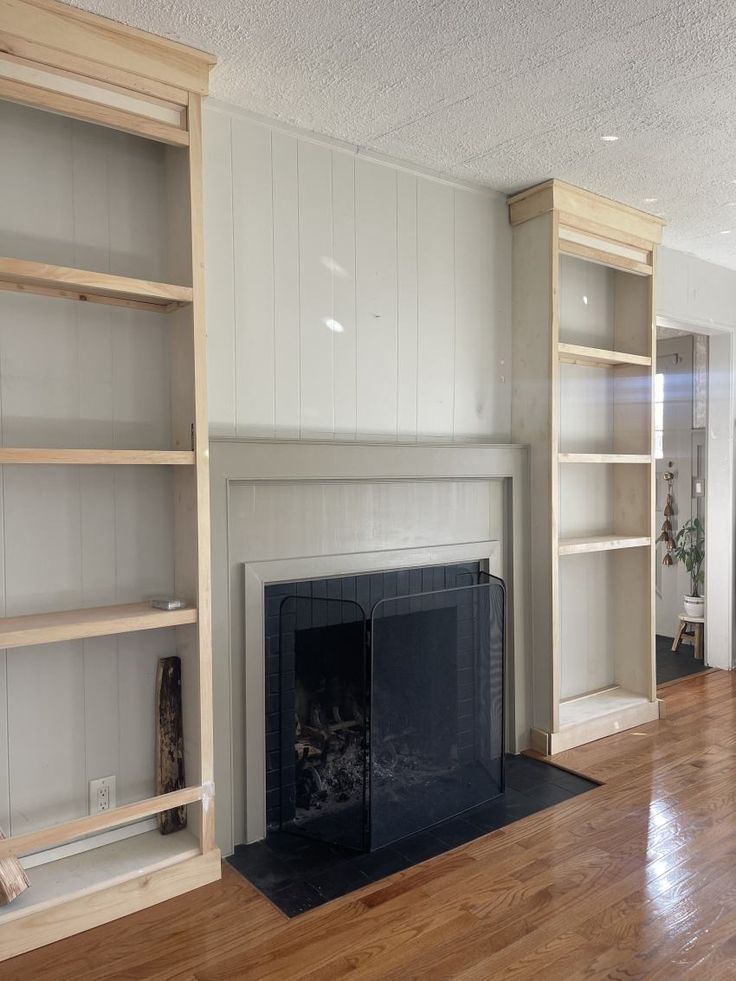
xmin=0 ymin=0 xmax=216 ymax=100
xmin=508 ymin=179 xmax=664 ymax=246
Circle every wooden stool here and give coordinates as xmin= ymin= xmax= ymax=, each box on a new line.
xmin=672 ymin=614 xmax=704 ymax=660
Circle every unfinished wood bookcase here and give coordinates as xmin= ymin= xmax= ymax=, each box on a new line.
xmin=0 ymin=0 xmax=219 ymax=960
xmin=508 ymin=180 xmax=665 ymax=755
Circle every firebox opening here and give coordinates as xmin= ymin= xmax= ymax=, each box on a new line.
xmin=267 ymin=563 xmax=505 ymax=854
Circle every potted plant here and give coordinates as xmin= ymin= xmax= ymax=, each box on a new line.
xmin=673 ymin=517 xmax=705 ymax=617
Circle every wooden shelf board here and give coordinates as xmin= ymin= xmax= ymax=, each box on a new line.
xmin=0 ymin=601 xmax=197 ymax=649
xmin=558 ymin=342 xmax=652 ymax=369
xmin=558 ymin=535 xmax=651 ymax=556
xmin=0 ymin=829 xmax=200 ymax=926
xmin=559 ymin=453 xmax=652 ymax=464
xmin=0 ymin=257 xmax=192 ymax=312
xmin=0 ymin=448 xmax=194 ymax=466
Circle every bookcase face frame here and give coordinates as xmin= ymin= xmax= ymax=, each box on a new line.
xmin=0 ymin=0 xmax=218 ymax=962
xmin=509 ymin=179 xmax=663 ymax=754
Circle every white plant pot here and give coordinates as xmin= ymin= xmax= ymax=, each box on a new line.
xmin=684 ymin=594 xmax=704 ymax=618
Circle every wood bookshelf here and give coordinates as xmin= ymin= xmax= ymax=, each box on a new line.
xmin=0 ymin=602 xmax=197 ymax=649
xmin=0 ymin=257 xmax=193 ymax=312
xmin=0 ymin=449 xmax=195 ymax=465
xmin=509 ymin=179 xmax=665 ymax=756
xmin=0 ymin=0 xmax=218 ymax=961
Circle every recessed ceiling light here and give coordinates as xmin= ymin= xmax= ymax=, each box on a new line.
xmin=720 ymin=230 xmax=731 ymax=235
xmin=323 ymin=317 xmax=345 ymax=333
xmin=726 ymin=202 xmax=736 ymax=207
xmin=600 ymin=135 xmax=619 ymax=142
xmin=644 ymin=197 xmax=658 ymax=203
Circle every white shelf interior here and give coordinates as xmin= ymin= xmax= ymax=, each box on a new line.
xmin=559 ymin=523 xmax=652 ymax=703
xmin=0 ymin=828 xmax=199 ymax=923
xmin=558 ymin=254 xmax=649 ymax=357
xmin=559 ymin=686 xmax=653 ymax=729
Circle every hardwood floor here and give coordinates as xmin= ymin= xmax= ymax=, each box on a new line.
xmin=3 ymin=670 xmax=736 ymax=980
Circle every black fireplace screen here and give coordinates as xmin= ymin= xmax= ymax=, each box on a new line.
xmin=274 ymin=567 xmax=504 ymax=852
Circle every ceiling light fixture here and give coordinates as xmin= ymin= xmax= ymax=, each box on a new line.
xmin=600 ymin=135 xmax=619 ymax=142
xmin=323 ymin=317 xmax=345 ymax=333
xmin=644 ymin=197 xmax=658 ymax=203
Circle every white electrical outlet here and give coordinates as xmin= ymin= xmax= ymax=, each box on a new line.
xmin=89 ymin=775 xmax=116 ymax=814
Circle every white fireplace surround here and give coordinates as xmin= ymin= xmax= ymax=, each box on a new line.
xmin=209 ymin=439 xmax=531 ymax=853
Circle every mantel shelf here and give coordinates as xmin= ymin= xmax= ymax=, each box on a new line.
xmin=558 ymin=342 xmax=652 ymax=368
xmin=0 ymin=448 xmax=194 ymax=465
xmin=559 ymin=453 xmax=652 ymax=464
xmin=0 ymin=602 xmax=197 ymax=649
xmin=558 ymin=535 xmax=651 ymax=556
xmin=0 ymin=258 xmax=193 ymax=312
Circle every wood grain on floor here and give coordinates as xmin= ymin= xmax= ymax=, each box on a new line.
xmin=1 ymin=670 xmax=734 ymax=980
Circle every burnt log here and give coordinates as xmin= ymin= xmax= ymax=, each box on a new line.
xmin=156 ymin=656 xmax=187 ymax=834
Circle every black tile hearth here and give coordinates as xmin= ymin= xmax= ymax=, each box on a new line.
xmin=227 ymin=754 xmax=598 ymax=917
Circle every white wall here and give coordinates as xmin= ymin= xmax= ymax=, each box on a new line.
xmin=658 ymin=246 xmax=736 ymax=670
xmin=658 ymin=246 xmax=736 ymax=329
xmin=203 ymin=103 xmax=512 ymax=442
xmin=0 ymin=99 xmax=178 ymax=839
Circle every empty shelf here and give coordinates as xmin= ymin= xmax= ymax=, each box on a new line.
xmin=558 ymin=342 xmax=652 ymax=368
xmin=0 ymin=448 xmax=194 ymax=465
xmin=559 ymin=453 xmax=651 ymax=464
xmin=0 ymin=602 xmax=197 ymax=649
xmin=559 ymin=687 xmax=655 ymax=728
xmin=0 ymin=828 xmax=200 ymax=925
xmin=559 ymin=535 xmax=651 ymax=555
xmin=0 ymin=257 xmax=192 ymax=312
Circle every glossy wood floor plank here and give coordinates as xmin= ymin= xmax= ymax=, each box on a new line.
xmin=2 ymin=671 xmax=736 ymax=980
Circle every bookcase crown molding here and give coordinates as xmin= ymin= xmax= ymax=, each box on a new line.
xmin=508 ymin=179 xmax=664 ymax=252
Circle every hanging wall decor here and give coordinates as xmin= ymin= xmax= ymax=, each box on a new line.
xmin=660 ymin=469 xmax=676 ymax=565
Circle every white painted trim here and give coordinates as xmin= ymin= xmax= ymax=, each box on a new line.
xmin=205 ymin=98 xmax=500 ymax=197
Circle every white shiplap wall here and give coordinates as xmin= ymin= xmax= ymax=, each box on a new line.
xmin=203 ymin=104 xmax=512 ymax=441
xmin=0 ymin=99 xmax=178 ymax=838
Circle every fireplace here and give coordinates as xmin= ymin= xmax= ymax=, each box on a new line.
xmin=265 ymin=563 xmax=505 ymax=852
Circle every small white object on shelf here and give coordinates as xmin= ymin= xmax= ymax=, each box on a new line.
xmin=150 ymin=597 xmax=187 ymax=611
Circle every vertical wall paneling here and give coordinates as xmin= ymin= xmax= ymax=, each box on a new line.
xmin=202 ymin=110 xmax=236 ymax=436
xmin=0 ymin=648 xmax=8 ymax=833
xmin=331 ymin=152 xmax=357 ymax=438
xmin=0 ymin=472 xmax=6 ymax=830
xmin=8 ymin=643 xmax=87 ymax=835
xmin=454 ymin=190 xmax=494 ymax=439
xmin=355 ymin=159 xmax=398 ymax=436
xmin=417 ymin=178 xmax=455 ymax=436
xmin=271 ymin=132 xmax=301 ymax=438
xmin=297 ymin=140 xmax=334 ymax=435
xmin=396 ymin=171 xmax=419 ymax=439
xmin=203 ymin=104 xmax=511 ymax=442
xmin=231 ymin=117 xmax=275 ymax=436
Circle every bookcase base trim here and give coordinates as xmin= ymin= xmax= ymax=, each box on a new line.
xmin=0 ymin=845 xmax=221 ymax=962
xmin=532 ymin=698 xmax=663 ymax=755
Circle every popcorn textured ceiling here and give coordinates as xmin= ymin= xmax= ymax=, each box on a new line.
xmin=72 ymin=0 xmax=736 ymax=268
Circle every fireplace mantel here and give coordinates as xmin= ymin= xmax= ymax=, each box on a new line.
xmin=209 ymin=439 xmax=531 ymax=853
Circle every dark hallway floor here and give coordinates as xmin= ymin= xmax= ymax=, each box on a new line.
xmin=656 ymin=633 xmax=710 ymax=684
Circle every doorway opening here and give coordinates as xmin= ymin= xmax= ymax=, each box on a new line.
xmin=655 ymin=326 xmax=710 ymax=685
